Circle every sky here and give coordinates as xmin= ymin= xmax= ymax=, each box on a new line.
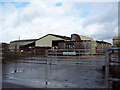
xmin=0 ymin=0 xmax=119 ymax=44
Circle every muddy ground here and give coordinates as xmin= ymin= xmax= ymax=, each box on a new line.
xmin=2 ymin=55 xmax=105 ymax=88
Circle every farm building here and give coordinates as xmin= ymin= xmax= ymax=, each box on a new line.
xmin=113 ymin=36 xmax=120 ymax=47
xmin=9 ymin=34 xmax=112 ymax=55
xmin=0 ymin=43 xmax=9 ymax=63
xmin=9 ymin=39 xmax=39 ymax=52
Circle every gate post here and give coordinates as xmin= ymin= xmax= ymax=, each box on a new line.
xmin=56 ymin=49 xmax=57 ymax=65
xmin=105 ymin=48 xmax=109 ymax=88
xmin=46 ymin=49 xmax=48 ymax=64
xmin=78 ymin=49 xmax=80 ymax=60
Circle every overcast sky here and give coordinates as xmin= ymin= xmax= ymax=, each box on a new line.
xmin=0 ymin=0 xmax=119 ymax=44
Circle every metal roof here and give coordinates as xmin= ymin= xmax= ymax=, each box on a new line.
xmin=38 ymin=34 xmax=71 ymax=40
xmin=10 ymin=39 xmax=39 ymax=43
xmin=113 ymin=36 xmax=120 ymax=40
xmin=96 ymin=40 xmax=112 ymax=45
xmin=79 ymin=35 xmax=94 ymax=41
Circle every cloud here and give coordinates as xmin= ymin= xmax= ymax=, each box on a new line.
xmin=0 ymin=1 xmax=118 ymax=44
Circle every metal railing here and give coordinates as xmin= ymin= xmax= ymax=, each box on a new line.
xmin=46 ymin=49 xmax=105 ymax=65
xmin=105 ymin=47 xmax=120 ymax=88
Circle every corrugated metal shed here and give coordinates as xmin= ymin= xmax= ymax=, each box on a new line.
xmin=10 ymin=39 xmax=38 ymax=43
xmin=79 ymin=35 xmax=94 ymax=41
xmin=113 ymin=36 xmax=120 ymax=40
xmin=35 ymin=34 xmax=70 ymax=47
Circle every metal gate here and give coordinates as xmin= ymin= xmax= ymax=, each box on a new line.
xmin=105 ymin=47 xmax=120 ymax=88
xmin=46 ymin=49 xmax=105 ymax=65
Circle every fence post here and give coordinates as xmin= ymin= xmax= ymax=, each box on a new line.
xmin=78 ymin=49 xmax=80 ymax=60
xmin=67 ymin=49 xmax=68 ymax=64
xmin=105 ymin=48 xmax=109 ymax=88
xmin=56 ymin=49 xmax=57 ymax=65
xmin=46 ymin=49 xmax=48 ymax=64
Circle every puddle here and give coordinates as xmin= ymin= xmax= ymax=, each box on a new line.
xmin=9 ymin=77 xmax=16 ymax=80
xmin=3 ymin=56 xmax=106 ymax=88
xmin=41 ymin=81 xmax=50 ymax=86
xmin=3 ymin=76 xmax=8 ymax=78
xmin=5 ymin=70 xmax=25 ymax=75
xmin=80 ymin=86 xmax=91 ymax=88
xmin=64 ymin=84 xmax=80 ymax=88
xmin=3 ymin=76 xmax=16 ymax=80
xmin=10 ymin=70 xmax=16 ymax=74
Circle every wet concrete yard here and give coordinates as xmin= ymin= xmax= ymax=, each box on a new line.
xmin=2 ymin=56 xmax=106 ymax=88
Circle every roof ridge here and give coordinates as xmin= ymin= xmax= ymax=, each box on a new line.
xmin=50 ymin=33 xmax=70 ymax=37
xmin=79 ymin=34 xmax=94 ymax=40
xmin=79 ymin=34 xmax=92 ymax=38
xmin=48 ymin=34 xmax=71 ymax=40
xmin=37 ymin=34 xmax=71 ymax=41
xmin=10 ymin=39 xmax=38 ymax=43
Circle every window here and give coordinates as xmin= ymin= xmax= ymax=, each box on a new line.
xmin=65 ymin=43 xmax=74 ymax=49
xmin=21 ymin=50 xmax=24 ymax=52
xmin=71 ymin=36 xmax=76 ymax=41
